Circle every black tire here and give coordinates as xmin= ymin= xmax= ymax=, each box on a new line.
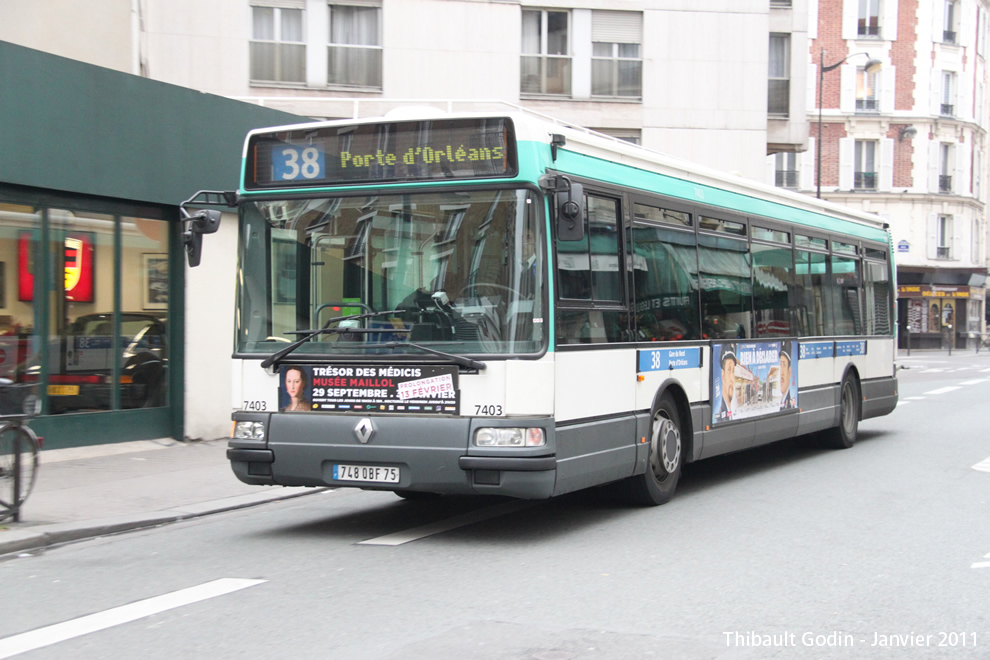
xmin=821 ymin=374 xmax=860 ymax=449
xmin=624 ymin=395 xmax=683 ymax=506
xmin=0 ymin=423 xmax=39 ymax=521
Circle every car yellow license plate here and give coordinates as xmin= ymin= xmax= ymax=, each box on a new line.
xmin=47 ymin=385 xmax=80 ymax=396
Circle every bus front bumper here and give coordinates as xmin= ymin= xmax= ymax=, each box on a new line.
xmin=228 ymin=412 xmax=557 ymax=499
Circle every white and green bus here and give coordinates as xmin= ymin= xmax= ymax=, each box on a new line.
xmin=184 ymin=109 xmax=897 ymax=506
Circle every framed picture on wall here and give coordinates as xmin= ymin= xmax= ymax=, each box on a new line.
xmin=142 ymin=253 xmax=169 ymax=310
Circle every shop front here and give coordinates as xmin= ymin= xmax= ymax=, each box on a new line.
xmin=0 ymin=42 xmax=300 ymax=448
xmin=898 ymin=283 xmax=986 ymax=350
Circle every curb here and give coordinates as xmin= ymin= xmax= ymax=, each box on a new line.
xmin=0 ymin=487 xmax=328 ymax=557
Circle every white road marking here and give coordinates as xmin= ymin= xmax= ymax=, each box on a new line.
xmin=981 ymin=367 xmax=990 ymax=373
xmin=971 ymin=562 xmax=990 ymax=569
xmin=959 ymin=379 xmax=989 ymax=385
xmin=920 ymin=369 xmax=946 ymax=373
xmin=360 ymin=500 xmax=534 ymax=546
xmin=0 ymin=578 xmax=265 ymax=658
xmin=923 ymin=386 xmax=961 ymax=395
xmin=903 ymin=396 xmax=926 ymax=400
xmin=972 ymin=457 xmax=990 ymax=473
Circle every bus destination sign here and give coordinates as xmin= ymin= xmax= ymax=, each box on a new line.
xmin=246 ymin=117 xmax=517 ymax=189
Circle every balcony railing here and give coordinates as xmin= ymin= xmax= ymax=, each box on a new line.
xmin=856 ymin=98 xmax=878 ymax=112
xmin=857 ymin=24 xmax=881 ymax=37
xmin=775 ymin=170 xmax=798 ymax=189
xmin=854 ymin=171 xmax=877 ymax=190
xmin=936 ymin=246 xmax=952 ymax=259
xmin=943 ymin=30 xmax=957 ymax=43
xmin=939 ymin=175 xmax=953 ymax=193
xmin=941 ymin=103 xmax=954 ymax=116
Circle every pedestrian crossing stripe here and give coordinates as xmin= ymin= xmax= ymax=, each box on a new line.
xmin=972 ymin=457 xmax=990 ymax=473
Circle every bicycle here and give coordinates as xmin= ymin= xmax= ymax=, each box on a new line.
xmin=0 ymin=381 xmax=42 ymax=523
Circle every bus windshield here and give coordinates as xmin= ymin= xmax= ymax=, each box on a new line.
xmin=236 ymin=187 xmax=546 ymax=358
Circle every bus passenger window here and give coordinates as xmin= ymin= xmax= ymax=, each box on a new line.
xmin=556 ymin=309 xmax=624 ymax=344
xmin=630 ymin=222 xmax=699 ymax=341
xmin=831 ymin=254 xmax=862 ymax=335
xmin=556 ymin=194 xmax=621 ymax=302
xmin=753 ymin=243 xmax=794 ymax=338
xmin=698 ymin=233 xmax=752 ymax=338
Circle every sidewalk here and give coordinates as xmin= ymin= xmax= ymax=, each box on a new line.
xmin=0 ymin=438 xmax=322 ymax=556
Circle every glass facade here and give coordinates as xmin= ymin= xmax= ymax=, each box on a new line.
xmin=0 ymin=198 xmax=172 ymax=421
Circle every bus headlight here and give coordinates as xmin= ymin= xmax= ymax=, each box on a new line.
xmin=474 ymin=427 xmax=545 ymax=447
xmin=233 ymin=421 xmax=266 ymax=440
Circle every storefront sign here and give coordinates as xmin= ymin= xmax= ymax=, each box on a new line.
xmin=278 ymin=364 xmax=459 ymax=414
xmin=897 ymin=285 xmax=974 ymax=299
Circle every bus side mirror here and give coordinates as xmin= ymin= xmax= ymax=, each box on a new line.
xmin=556 ymin=180 xmax=585 ymax=242
xmin=183 ymin=209 xmax=221 ymax=267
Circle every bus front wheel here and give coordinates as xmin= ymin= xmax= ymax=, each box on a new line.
xmin=625 ymin=395 xmax=682 ymax=506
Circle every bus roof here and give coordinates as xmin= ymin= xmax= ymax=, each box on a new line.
xmin=242 ymin=106 xmax=888 ymax=235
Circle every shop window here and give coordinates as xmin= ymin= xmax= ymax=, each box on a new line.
xmin=0 ymin=204 xmax=40 ymax=413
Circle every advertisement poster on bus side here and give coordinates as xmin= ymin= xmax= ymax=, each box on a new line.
xmin=711 ymin=340 xmax=798 ymax=426
xmin=278 ymin=364 xmax=459 ymax=414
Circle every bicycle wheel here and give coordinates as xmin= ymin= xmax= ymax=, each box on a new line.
xmin=0 ymin=422 xmax=39 ymax=521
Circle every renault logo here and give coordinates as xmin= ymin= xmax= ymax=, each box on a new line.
xmin=354 ymin=418 xmax=375 ymax=444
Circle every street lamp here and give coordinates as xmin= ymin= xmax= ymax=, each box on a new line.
xmin=816 ymin=48 xmax=883 ymax=198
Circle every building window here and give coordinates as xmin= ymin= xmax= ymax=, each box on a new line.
xmin=941 ymin=72 xmax=955 ymax=116
xmin=328 ymin=4 xmax=382 ymax=89
xmin=521 ymin=9 xmax=571 ymax=96
xmin=944 ymin=0 xmax=958 ymax=43
xmin=936 ymin=215 xmax=953 ymax=259
xmin=591 ymin=11 xmax=643 ymax=98
xmin=774 ymin=152 xmax=798 ymax=189
xmin=939 ymin=143 xmax=953 ymax=193
xmin=250 ymin=5 xmax=305 ymax=84
xmin=594 ymin=128 xmax=641 ymax=145
xmin=854 ymin=140 xmax=877 ymax=190
xmin=768 ymin=34 xmax=790 ymax=116
xmin=856 ymin=67 xmax=878 ymax=112
xmin=858 ymin=0 xmax=881 ymax=37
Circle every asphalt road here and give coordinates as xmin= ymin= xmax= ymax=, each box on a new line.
xmin=1 ymin=352 xmax=988 ymax=659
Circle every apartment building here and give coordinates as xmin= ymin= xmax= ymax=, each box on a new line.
xmin=773 ymin=0 xmax=989 ymax=349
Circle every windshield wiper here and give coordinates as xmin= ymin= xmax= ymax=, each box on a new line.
xmin=260 ymin=309 xmax=406 ymax=370
xmin=380 ymin=342 xmax=487 ymax=371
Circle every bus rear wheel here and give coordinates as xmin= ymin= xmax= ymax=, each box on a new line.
xmin=821 ymin=374 xmax=859 ymax=449
xmin=624 ymin=395 xmax=682 ymax=506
